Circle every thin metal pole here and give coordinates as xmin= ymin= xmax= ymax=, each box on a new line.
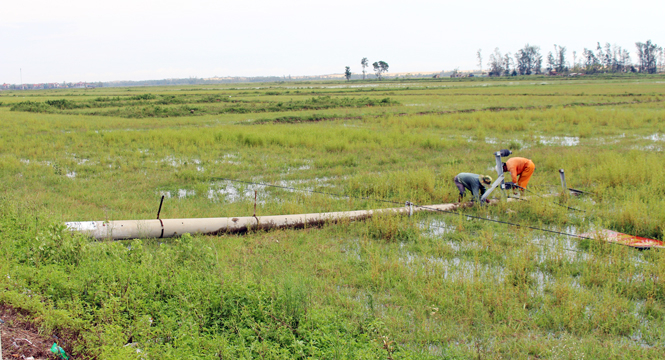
xmin=157 ymin=195 xmax=164 ymax=219
xmin=559 ymin=169 xmax=567 ymax=193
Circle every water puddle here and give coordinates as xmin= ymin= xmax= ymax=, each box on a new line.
xmin=632 ymin=144 xmax=662 ymax=152
xmin=162 ymin=156 xmax=182 ymax=167
xmin=207 ymin=182 xmax=266 ymax=203
xmin=274 ymin=177 xmax=338 ymax=191
xmin=399 ymin=251 xmax=506 ymax=282
xmin=539 ymin=136 xmax=579 ymax=146
xmin=483 ymin=137 xmax=528 ymax=149
xmin=156 ymin=176 xmax=343 ymax=204
xmin=645 ymin=133 xmax=665 ymax=141
xmin=178 ymin=189 xmax=195 ymax=198
xmin=422 ymin=219 xmax=457 ymax=237
xmin=592 ymin=133 xmax=625 ymax=145
xmin=283 ymin=161 xmax=313 ymax=174
xmin=214 ymin=153 xmax=241 ymax=166
xmin=216 ymin=160 xmax=241 ymax=165
xmin=160 ymin=156 xmax=215 ymax=168
xmin=340 ymin=238 xmax=362 ymax=261
xmin=158 ymin=189 xmax=196 ymax=199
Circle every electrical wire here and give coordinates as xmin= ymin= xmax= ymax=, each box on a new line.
xmin=210 ymin=176 xmax=602 ymax=243
xmin=212 ymin=175 xmax=597 ymax=253
xmin=523 ymin=188 xmax=586 ymax=212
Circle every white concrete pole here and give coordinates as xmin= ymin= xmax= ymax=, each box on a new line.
xmin=66 ymin=202 xmax=465 ymax=240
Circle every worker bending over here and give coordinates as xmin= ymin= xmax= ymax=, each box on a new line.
xmin=503 ymin=157 xmax=536 ymax=190
xmin=454 ymin=173 xmax=492 ymax=203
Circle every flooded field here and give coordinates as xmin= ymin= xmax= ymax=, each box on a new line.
xmin=1 ymin=76 xmax=665 ymax=358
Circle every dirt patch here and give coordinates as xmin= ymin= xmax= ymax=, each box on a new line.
xmin=0 ymin=304 xmax=68 ymax=360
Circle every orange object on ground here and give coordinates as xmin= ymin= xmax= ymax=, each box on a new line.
xmin=506 ymin=157 xmax=535 ymax=189
xmin=580 ymin=229 xmax=665 ymax=249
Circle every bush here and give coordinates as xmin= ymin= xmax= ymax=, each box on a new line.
xmin=10 ymin=101 xmax=52 ymax=113
xmin=45 ymin=99 xmax=76 ymax=109
xmin=129 ymin=93 xmax=156 ymax=100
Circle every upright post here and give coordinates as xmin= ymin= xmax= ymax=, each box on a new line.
xmin=156 ymin=195 xmax=165 ymax=219
xmin=559 ymin=169 xmax=567 ymax=193
xmin=495 ymin=151 xmax=504 ymax=183
xmin=481 ymin=149 xmax=511 ymax=203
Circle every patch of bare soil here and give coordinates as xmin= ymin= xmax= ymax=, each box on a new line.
xmin=0 ymin=304 xmax=69 ymax=360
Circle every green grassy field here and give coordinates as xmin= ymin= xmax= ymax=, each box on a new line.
xmin=1 ymin=75 xmax=665 ymax=358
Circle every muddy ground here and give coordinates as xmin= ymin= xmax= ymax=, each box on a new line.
xmin=0 ymin=304 xmax=66 ymax=360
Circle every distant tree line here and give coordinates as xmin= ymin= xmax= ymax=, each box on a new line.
xmin=344 ymin=59 xmax=390 ymax=81
xmin=483 ymin=40 xmax=663 ymax=76
xmin=0 ymin=81 xmax=105 ymax=90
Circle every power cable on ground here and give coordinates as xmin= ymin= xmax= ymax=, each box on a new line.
xmin=523 ymin=188 xmax=587 ymax=212
xmin=209 ymin=177 xmax=612 ymax=247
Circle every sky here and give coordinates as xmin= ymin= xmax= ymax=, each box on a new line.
xmin=1 ymin=0 xmax=663 ymax=83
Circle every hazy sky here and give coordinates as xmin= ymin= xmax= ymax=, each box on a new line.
xmin=1 ymin=0 xmax=663 ymax=83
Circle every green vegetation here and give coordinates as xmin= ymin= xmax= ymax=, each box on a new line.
xmin=1 ymin=75 xmax=665 ymax=358
xmin=10 ymin=94 xmax=398 ymax=118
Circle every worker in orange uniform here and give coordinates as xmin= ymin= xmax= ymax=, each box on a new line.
xmin=503 ymin=157 xmax=536 ymax=190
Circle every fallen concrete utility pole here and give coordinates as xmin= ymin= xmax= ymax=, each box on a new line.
xmin=66 ymin=202 xmax=469 ymax=240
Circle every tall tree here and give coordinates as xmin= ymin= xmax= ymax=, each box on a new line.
xmin=361 ymin=58 xmax=369 ymax=80
xmin=372 ymin=61 xmax=389 ymax=80
xmin=515 ymin=44 xmax=542 ymax=75
xmin=487 ymin=48 xmax=504 ymax=76
xmin=503 ymin=53 xmax=513 ymax=76
xmin=621 ymin=48 xmax=632 ymax=72
xmin=546 ymin=51 xmax=555 ymax=72
xmin=583 ymin=48 xmax=599 ymax=72
xmin=596 ymin=42 xmax=605 ymax=70
xmin=603 ymin=43 xmax=612 ymax=69
xmin=603 ymin=44 xmax=630 ymax=73
xmin=344 ymin=66 xmax=352 ymax=81
xmin=554 ymin=45 xmax=567 ymax=73
xmin=534 ymin=52 xmax=543 ymax=74
xmin=636 ymin=40 xmax=661 ymax=74
xmin=476 ymin=49 xmax=483 ymax=72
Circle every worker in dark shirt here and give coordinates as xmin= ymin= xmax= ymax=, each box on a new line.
xmin=454 ymin=173 xmax=492 ymax=203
